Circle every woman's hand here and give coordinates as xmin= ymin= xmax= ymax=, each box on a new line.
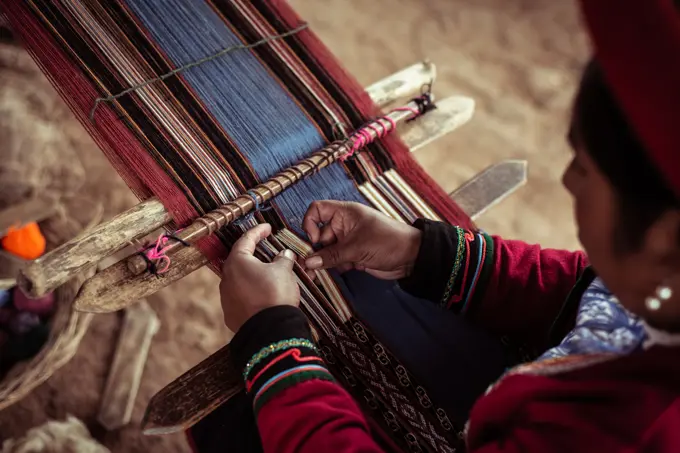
xmin=302 ymin=201 xmax=422 ymax=280
xmin=220 ymin=224 xmax=300 ymax=333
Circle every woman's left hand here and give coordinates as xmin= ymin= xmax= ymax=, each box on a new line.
xmin=220 ymin=223 xmax=300 ymax=333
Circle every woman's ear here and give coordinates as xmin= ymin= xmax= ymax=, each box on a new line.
xmin=644 ymin=209 xmax=680 ymax=268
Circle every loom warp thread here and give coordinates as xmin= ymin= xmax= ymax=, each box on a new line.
xmin=135 ymin=94 xmax=430 ymax=274
xmin=127 ymin=0 xmax=368 ymax=233
xmin=89 ymin=22 xmax=310 ymax=120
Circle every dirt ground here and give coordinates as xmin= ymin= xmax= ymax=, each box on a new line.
xmin=0 ymin=0 xmax=588 ymax=451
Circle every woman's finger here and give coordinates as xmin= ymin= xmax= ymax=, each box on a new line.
xmin=335 ymin=263 xmax=354 ymax=274
xmin=231 ymin=224 xmax=272 ymax=256
xmin=302 ymin=200 xmax=344 ymax=244
xmin=306 ymin=268 xmax=318 ymax=282
xmin=319 ymin=224 xmax=339 ymax=246
xmin=273 ymin=249 xmax=296 ymax=270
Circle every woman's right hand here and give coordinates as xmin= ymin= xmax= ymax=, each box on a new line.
xmin=302 ymin=201 xmax=422 ymax=280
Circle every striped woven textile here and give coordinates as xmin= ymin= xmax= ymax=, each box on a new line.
xmin=2 ymin=1 xmax=476 ymax=451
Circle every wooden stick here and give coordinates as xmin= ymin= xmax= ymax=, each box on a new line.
xmin=0 ymin=195 xmax=59 ymax=237
xmin=125 ymin=99 xmax=427 ymax=276
xmin=450 ymin=160 xmax=528 ymax=220
xmin=17 ymin=198 xmax=170 ymax=298
xmin=98 ymin=300 xmax=160 ymax=431
xmin=73 ymin=244 xmax=207 ymax=313
xmin=364 ymin=61 xmax=436 ymax=108
xmin=21 ymin=70 xmax=434 ymax=301
xmin=142 ymin=343 xmax=240 ymax=435
xmin=140 ymin=159 xmax=531 ymax=435
xmin=401 ymin=96 xmax=474 ymax=153
xmin=72 ymin=95 xmax=476 ymax=314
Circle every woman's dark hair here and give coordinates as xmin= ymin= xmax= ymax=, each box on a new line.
xmin=572 ymin=58 xmax=679 ymax=252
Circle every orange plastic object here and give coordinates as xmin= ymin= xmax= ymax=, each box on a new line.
xmin=1 ymin=222 xmax=46 ymax=260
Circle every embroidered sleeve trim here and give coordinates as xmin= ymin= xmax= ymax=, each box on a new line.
xmin=242 ymin=338 xmax=318 ymax=381
xmin=440 ymin=229 xmax=495 ymax=314
xmin=253 ymin=368 xmax=335 ymax=414
xmin=244 ymin=341 xmax=334 ymax=415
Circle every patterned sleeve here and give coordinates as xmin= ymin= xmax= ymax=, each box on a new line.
xmin=398 ymin=219 xmax=495 ymax=313
xmin=231 ymin=306 xmax=335 ymax=415
xmin=230 ymin=305 xmax=386 ymax=453
xmin=399 ymin=219 xmax=589 ymax=350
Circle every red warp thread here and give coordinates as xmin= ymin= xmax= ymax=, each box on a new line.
xmin=2 ymin=0 xmax=230 ymax=271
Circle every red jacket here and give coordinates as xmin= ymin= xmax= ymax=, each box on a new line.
xmin=190 ymin=220 xmax=680 ymax=452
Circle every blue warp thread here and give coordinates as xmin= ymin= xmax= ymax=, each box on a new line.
xmin=233 ymin=190 xmax=273 ymax=227
xmin=125 ymin=0 xmax=367 ymax=235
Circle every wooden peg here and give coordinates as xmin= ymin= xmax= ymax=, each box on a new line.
xmin=73 ymin=244 xmax=206 ymax=313
xmin=98 ymin=300 xmax=160 ymax=431
xmin=364 ymin=61 xmax=436 ymax=108
xmin=401 ymin=96 xmax=475 ymax=153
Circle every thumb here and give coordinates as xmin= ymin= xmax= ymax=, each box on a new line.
xmin=232 ymin=223 xmax=272 ymax=256
xmin=273 ymin=249 xmax=296 ymax=270
xmin=304 ymin=243 xmax=351 ymax=270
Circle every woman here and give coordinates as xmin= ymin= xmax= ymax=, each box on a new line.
xmin=190 ymin=1 xmax=680 ymax=451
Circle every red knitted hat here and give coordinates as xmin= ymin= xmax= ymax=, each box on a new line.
xmin=579 ymin=0 xmax=680 ymax=198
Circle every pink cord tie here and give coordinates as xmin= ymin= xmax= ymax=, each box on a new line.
xmin=339 ymin=104 xmax=421 ymax=162
xmin=141 ymin=229 xmax=188 ymax=275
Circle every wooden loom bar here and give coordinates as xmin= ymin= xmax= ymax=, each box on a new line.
xmin=401 ymin=96 xmax=474 ymax=153
xmin=16 ymin=64 xmax=436 ymax=298
xmin=124 ymin=98 xmax=427 ymax=276
xmin=140 ymin=159 xmax=529 ymax=435
xmin=364 ymin=61 xmax=435 ymax=107
xmin=18 ymin=198 xmax=170 ymax=298
xmin=449 ymin=160 xmax=528 ymax=219
xmin=143 ymin=342 xmax=241 ymax=435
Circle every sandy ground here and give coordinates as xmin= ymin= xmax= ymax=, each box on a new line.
xmin=0 ymin=0 xmax=588 ymax=451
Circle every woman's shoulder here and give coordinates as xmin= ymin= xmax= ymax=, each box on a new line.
xmin=467 ymin=350 xmax=680 ymax=452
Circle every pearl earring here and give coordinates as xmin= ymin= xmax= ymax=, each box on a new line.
xmin=646 ymin=285 xmax=673 ymax=311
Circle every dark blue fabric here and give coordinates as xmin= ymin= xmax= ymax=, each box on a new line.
xmin=190 ymin=390 xmax=263 ymax=453
xmin=337 ymin=270 xmax=508 ymax=422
